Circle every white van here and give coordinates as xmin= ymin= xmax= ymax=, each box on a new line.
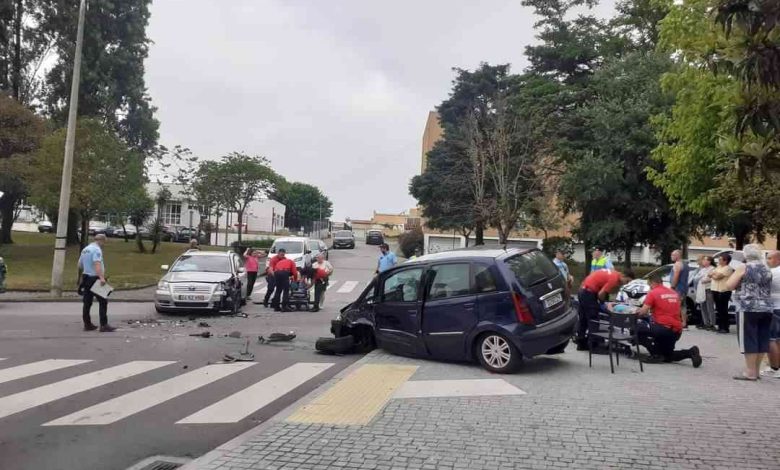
xmin=268 ymin=237 xmax=313 ymax=270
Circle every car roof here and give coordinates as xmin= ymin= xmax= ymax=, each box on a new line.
xmin=406 ymin=246 xmax=531 ymax=264
xmin=273 ymin=237 xmax=309 ymax=242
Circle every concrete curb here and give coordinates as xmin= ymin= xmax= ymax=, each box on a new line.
xmin=180 ymin=351 xmax=379 ymax=470
xmin=0 ymin=297 xmax=151 ymax=303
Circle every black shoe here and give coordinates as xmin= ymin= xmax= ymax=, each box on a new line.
xmin=99 ymin=325 xmax=117 ymax=333
xmin=263 ymin=303 xmax=269 ymax=308
xmin=310 ymin=307 xmax=320 ymax=312
xmin=273 ymin=308 xmax=281 ymax=312
xmin=83 ymin=324 xmax=98 ymax=331
xmin=717 ymin=329 xmax=730 ymax=334
xmin=281 ymin=308 xmax=292 ymax=312
xmin=690 ymin=346 xmax=702 ymax=368
xmin=576 ymin=343 xmax=589 ymax=351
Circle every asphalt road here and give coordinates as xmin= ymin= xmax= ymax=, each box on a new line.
xmin=0 ymin=240 xmax=381 ymax=470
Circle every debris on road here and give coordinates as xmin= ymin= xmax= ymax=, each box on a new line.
xmin=224 ymin=339 xmax=255 ymax=362
xmin=258 ymin=331 xmax=297 ymax=343
xmin=189 ymin=331 xmax=212 ymax=338
xmin=315 ymin=335 xmax=355 ymax=355
xmin=198 ymin=321 xmax=210 ymax=328
xmin=227 ymin=331 xmax=242 ymax=338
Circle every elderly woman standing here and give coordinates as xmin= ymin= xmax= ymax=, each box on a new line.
xmin=694 ymin=256 xmax=716 ymax=330
xmin=710 ymin=253 xmax=735 ymax=334
xmin=726 ymin=244 xmax=774 ymax=381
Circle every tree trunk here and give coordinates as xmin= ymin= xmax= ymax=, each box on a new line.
xmin=66 ymin=209 xmax=80 ymax=245
xmin=80 ymin=217 xmax=89 ymax=250
xmin=236 ymin=209 xmax=244 ymax=243
xmin=0 ymin=197 xmax=16 ymax=244
xmin=681 ymin=242 xmax=689 ymax=260
xmin=735 ymin=231 xmax=748 ymax=250
xmin=584 ymin=239 xmax=592 ymax=275
xmin=475 ymin=220 xmax=484 ymax=246
xmin=135 ymin=228 xmax=146 ymax=253
xmin=624 ymin=239 xmax=633 ymax=270
xmin=12 ymin=0 xmax=21 ymax=101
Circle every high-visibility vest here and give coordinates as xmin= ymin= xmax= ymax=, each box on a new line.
xmin=591 ymin=256 xmax=609 ymax=271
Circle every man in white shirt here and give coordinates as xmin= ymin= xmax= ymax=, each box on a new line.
xmin=762 ymin=250 xmax=780 ymax=378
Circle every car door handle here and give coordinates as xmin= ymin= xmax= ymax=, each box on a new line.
xmin=463 ymin=303 xmax=475 ymax=310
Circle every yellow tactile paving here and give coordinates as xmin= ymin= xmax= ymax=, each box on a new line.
xmin=286 ymin=364 xmax=418 ymax=425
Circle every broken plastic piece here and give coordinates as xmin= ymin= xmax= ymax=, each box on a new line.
xmin=189 ymin=331 xmax=212 ymax=338
xmin=198 ymin=322 xmax=210 ymax=328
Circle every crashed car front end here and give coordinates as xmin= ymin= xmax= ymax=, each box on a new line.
xmin=155 ymin=277 xmax=241 ymax=313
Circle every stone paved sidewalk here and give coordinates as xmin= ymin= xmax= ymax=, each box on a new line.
xmin=184 ymin=329 xmax=780 ymax=470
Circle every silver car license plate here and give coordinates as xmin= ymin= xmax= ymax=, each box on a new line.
xmin=177 ymin=294 xmax=206 ymax=301
xmin=543 ymin=293 xmax=563 ymax=309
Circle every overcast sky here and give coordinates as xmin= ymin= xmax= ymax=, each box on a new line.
xmin=145 ymin=0 xmax=614 ymax=221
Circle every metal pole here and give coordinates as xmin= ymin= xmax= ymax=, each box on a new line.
xmin=50 ymin=0 xmax=87 ymax=296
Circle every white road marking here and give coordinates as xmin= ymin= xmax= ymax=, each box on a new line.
xmin=392 ymin=379 xmax=526 ymax=399
xmin=177 ymin=362 xmax=335 ymax=424
xmin=44 ymin=362 xmax=254 ymax=426
xmin=337 ymin=281 xmax=359 ymax=293
xmin=0 ymin=359 xmax=92 ymax=385
xmin=0 ymin=361 xmax=174 ymax=420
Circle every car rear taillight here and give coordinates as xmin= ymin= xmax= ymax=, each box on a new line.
xmin=512 ymin=292 xmax=535 ymax=325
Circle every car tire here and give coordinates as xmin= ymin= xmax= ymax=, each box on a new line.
xmin=315 ymin=335 xmax=355 ymax=355
xmin=476 ymin=332 xmax=521 ymax=373
xmin=545 ymin=339 xmax=569 ymax=355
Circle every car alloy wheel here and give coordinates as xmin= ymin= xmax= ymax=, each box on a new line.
xmin=478 ymin=333 xmax=519 ymax=373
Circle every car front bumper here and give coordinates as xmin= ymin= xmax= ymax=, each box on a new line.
xmin=333 ymin=240 xmax=355 ymax=247
xmin=154 ymin=287 xmax=230 ymax=312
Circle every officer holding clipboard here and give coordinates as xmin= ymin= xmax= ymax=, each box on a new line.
xmin=78 ymin=234 xmax=115 ymax=332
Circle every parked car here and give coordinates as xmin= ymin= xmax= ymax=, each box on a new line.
xmin=37 ymin=221 xmax=53 ymax=233
xmin=332 ymin=230 xmax=355 ymax=249
xmin=308 ymin=239 xmax=329 ymax=260
xmin=113 ymin=226 xmax=137 ymax=238
xmin=267 ymin=237 xmax=313 ymax=271
xmin=0 ymin=256 xmax=6 ymax=293
xmin=173 ymin=227 xmax=206 ymax=244
xmin=154 ymin=251 xmax=247 ymax=314
xmin=324 ymin=247 xmax=576 ymax=373
xmin=366 ymin=229 xmax=384 ymax=245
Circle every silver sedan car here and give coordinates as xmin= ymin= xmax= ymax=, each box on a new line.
xmin=154 ymin=250 xmax=248 ymax=314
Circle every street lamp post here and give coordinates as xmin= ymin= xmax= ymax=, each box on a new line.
xmin=51 ymin=0 xmax=87 ymax=296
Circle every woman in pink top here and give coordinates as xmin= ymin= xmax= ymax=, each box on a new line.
xmin=244 ymin=248 xmax=261 ymax=300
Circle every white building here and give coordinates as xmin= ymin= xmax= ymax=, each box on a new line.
xmin=146 ymin=182 xmax=285 ymax=241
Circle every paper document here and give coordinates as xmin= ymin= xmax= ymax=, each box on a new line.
xmin=90 ymin=281 xmax=114 ymax=299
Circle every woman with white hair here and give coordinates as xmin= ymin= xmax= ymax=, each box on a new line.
xmin=726 ymin=244 xmax=774 ymax=381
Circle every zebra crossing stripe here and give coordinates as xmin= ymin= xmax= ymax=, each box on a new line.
xmin=0 ymin=359 xmax=92 ymax=385
xmin=176 ymin=362 xmax=335 ymax=424
xmin=0 ymin=361 xmax=174 ymax=420
xmin=44 ymin=362 xmax=254 ymax=426
xmin=337 ymin=281 xmax=359 ymax=293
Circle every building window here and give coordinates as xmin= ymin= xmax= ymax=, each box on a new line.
xmin=162 ymin=202 xmax=181 ymax=226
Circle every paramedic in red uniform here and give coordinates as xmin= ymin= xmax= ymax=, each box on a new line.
xmin=576 ymin=268 xmax=635 ymax=350
xmin=271 ymin=250 xmax=298 ymax=312
xmin=636 ymin=275 xmax=702 ymax=367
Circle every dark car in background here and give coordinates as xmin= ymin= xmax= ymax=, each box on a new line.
xmin=366 ymin=229 xmax=384 ymax=245
xmin=174 ymin=228 xmax=206 ymax=244
xmin=327 ymin=247 xmax=576 ymax=373
xmin=332 ymin=230 xmax=355 ymax=249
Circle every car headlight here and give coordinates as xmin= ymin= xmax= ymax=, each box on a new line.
xmin=294 ymin=256 xmax=303 ymax=263
xmin=157 ymin=281 xmax=170 ymax=290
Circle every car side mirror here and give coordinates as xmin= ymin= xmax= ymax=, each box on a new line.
xmin=238 ymin=267 xmax=246 ymax=273
xmin=161 ymin=265 xmax=169 ymax=271
xmin=305 ymin=250 xmax=311 ymax=254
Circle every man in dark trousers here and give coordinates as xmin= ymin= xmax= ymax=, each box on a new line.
xmin=78 ymin=234 xmax=116 ymax=332
xmin=271 ymin=250 xmax=298 ymax=312
xmin=263 ymin=249 xmax=284 ymax=307
xmin=576 ymin=267 xmax=635 ymax=350
xmin=636 ymin=275 xmax=702 ymax=367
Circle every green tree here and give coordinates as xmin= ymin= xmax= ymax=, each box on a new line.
xmin=271 ymin=179 xmax=333 ymax=232
xmin=26 ymin=118 xmax=144 ymax=248
xmin=0 ymin=0 xmax=52 ymax=104
xmin=0 ymin=93 xmax=45 ymax=244
xmin=40 ymin=0 xmax=158 ymax=154
xmin=217 ymin=152 xmax=277 ymax=243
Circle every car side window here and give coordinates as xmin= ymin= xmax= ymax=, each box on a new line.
xmin=382 ymin=268 xmax=423 ymax=303
xmin=473 ymin=264 xmax=498 ymax=293
xmin=426 ymin=264 xmax=471 ymax=300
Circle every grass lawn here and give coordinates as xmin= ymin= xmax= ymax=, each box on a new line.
xmin=0 ymin=231 xmax=228 ymax=291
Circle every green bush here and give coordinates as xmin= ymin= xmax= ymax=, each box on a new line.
xmin=542 ymin=236 xmax=574 ymax=259
xmin=398 ymin=227 xmax=424 ymax=258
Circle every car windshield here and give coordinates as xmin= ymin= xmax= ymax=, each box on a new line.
xmin=171 ymin=255 xmax=231 ymax=273
xmin=643 ymin=265 xmax=672 ymax=281
xmin=504 ymin=250 xmax=560 ymax=287
xmin=335 ymin=231 xmax=352 ymax=237
xmin=272 ymin=241 xmax=304 ymax=254
xmin=308 ymin=241 xmax=320 ymax=251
